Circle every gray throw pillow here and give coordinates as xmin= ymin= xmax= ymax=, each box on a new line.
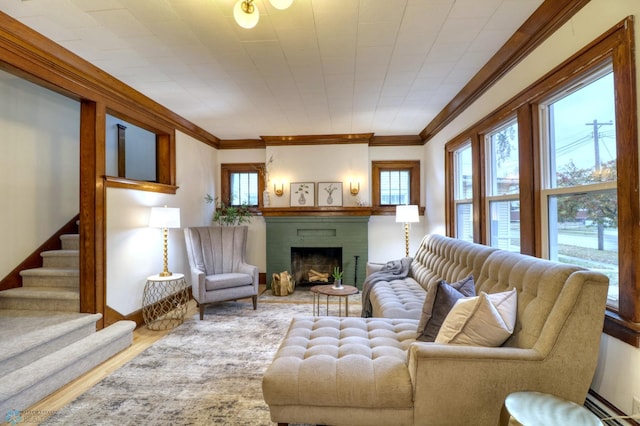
xmin=417 ymin=275 xmax=475 ymax=342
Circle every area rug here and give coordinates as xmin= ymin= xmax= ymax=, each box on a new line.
xmin=43 ymin=292 xmax=361 ymax=426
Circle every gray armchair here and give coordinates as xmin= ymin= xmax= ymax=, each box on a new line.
xmin=184 ymin=226 xmax=259 ymax=320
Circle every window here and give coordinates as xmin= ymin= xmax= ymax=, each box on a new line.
xmin=221 ymin=163 xmax=265 ymax=210
xmin=453 ymin=142 xmax=474 ymax=242
xmin=485 ymin=120 xmax=520 ymax=252
xmin=540 ymin=68 xmax=618 ymax=305
xmin=444 ymin=20 xmax=640 ymax=345
xmin=371 ymin=161 xmax=420 ymax=214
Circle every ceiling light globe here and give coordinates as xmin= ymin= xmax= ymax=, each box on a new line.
xmin=233 ymin=0 xmax=259 ymax=29
xmin=269 ymin=0 xmax=294 ymax=10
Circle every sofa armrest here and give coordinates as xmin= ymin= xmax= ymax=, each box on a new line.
xmin=188 ymin=267 xmax=206 ymax=301
xmin=238 ymin=262 xmax=259 ymax=291
xmin=407 ymin=343 xmax=546 ymax=425
xmin=366 ymin=261 xmax=386 ymax=277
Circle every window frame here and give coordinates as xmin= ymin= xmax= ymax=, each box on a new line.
xmin=444 ymin=18 xmax=640 ymax=346
xmin=371 ymin=160 xmax=421 ymax=215
xmin=484 ymin=118 xmax=521 ymax=252
xmin=220 ymin=163 xmax=265 ymax=212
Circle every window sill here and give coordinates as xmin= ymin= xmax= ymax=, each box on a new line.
xmin=371 ymin=206 xmax=426 ymax=216
xmin=105 ymin=176 xmax=179 ymax=194
xmin=603 ymin=309 xmax=640 ymax=347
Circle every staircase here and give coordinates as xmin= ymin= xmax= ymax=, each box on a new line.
xmin=0 ymin=231 xmax=136 ymax=415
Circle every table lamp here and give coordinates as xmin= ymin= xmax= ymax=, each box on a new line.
xmin=149 ymin=206 xmax=181 ymax=277
xmin=396 ymin=205 xmax=419 ymax=257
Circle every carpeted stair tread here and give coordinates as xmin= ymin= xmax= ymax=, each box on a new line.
xmin=60 ymin=234 xmax=79 ymax=250
xmin=0 ymin=320 xmax=136 ymax=414
xmin=41 ymin=250 xmax=79 ymax=268
xmin=20 ymin=268 xmax=79 ymax=277
xmin=0 ymin=312 xmax=102 ymax=376
xmin=0 ymin=287 xmax=79 ymax=300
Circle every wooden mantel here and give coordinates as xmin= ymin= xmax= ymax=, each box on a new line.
xmin=259 ymin=207 xmax=372 ymax=217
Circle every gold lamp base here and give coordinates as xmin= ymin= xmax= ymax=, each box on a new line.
xmin=158 ymin=227 xmax=173 ymax=277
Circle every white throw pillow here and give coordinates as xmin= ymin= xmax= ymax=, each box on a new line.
xmin=435 ymin=288 xmax=517 ymax=347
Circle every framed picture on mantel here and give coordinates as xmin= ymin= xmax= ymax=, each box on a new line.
xmin=317 ymin=182 xmax=343 ymax=207
xmin=290 ymin=182 xmax=314 ymax=207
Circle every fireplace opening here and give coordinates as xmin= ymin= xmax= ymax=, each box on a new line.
xmin=291 ymin=247 xmax=342 ymax=285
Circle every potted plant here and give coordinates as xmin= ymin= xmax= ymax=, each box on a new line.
xmin=205 ymin=194 xmax=252 ymax=226
xmin=331 ymin=266 xmax=343 ymax=289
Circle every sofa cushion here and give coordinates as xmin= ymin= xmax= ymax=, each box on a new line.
xmin=262 ymin=316 xmax=418 ymax=409
xmin=417 ymin=275 xmax=475 ymax=342
xmin=205 ymin=272 xmax=253 ymax=291
xmin=369 ymin=278 xmax=426 ymax=319
xmin=435 ymin=288 xmax=517 ymax=346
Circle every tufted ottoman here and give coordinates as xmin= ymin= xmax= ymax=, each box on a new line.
xmin=262 ymin=316 xmax=419 ymax=426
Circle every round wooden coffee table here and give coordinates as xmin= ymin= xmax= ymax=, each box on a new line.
xmin=310 ymin=284 xmax=358 ymax=317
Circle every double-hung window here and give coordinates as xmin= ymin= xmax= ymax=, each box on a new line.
xmin=221 ymin=163 xmax=265 ymax=210
xmin=485 ymin=120 xmax=520 ymax=252
xmin=539 ymin=66 xmax=619 ymax=306
xmin=453 ymin=142 xmax=474 ymax=242
xmin=371 ymin=160 xmax=420 ymax=214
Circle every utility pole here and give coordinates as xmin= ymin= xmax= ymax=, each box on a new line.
xmin=585 ymin=119 xmax=613 ymax=250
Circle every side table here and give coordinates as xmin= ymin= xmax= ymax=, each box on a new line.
xmin=310 ymin=284 xmax=358 ymax=317
xmin=504 ymin=391 xmax=601 ymax=426
xmin=142 ymin=273 xmax=190 ymax=330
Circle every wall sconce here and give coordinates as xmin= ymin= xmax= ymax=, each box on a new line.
xmin=350 ymin=181 xmax=360 ymax=196
xmin=273 ymin=182 xmax=284 ymax=197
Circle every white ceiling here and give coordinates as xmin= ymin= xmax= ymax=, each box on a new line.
xmin=1 ymin=0 xmax=543 ymax=140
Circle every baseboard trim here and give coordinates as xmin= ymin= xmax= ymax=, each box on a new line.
xmin=587 ymin=389 xmax=640 ymax=426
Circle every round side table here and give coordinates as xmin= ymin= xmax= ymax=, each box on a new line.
xmin=505 ymin=391 xmax=601 ymax=426
xmin=310 ymin=284 xmax=358 ymax=317
xmin=142 ymin=273 xmax=190 ymax=330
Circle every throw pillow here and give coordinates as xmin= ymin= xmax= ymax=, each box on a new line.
xmin=416 ymin=275 xmax=475 ymax=342
xmin=435 ymin=288 xmax=517 ymax=347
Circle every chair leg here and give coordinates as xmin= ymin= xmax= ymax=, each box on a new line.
xmin=252 ymin=295 xmax=257 ymax=310
xmin=199 ymin=304 xmax=205 ymax=320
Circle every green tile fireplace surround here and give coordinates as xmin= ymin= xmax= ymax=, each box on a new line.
xmin=265 ymin=215 xmax=369 ymax=290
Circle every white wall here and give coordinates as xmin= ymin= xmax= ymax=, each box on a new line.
xmin=218 ymin=144 xmax=426 ymax=265
xmin=423 ymin=0 xmax=640 ymax=414
xmin=106 ymin=130 xmax=217 ymax=315
xmin=0 ymin=70 xmax=79 ymax=279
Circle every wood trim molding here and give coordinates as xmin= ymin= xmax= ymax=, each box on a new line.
xmin=105 ymin=176 xmax=180 ymax=194
xmin=261 ymin=133 xmax=373 ymax=146
xmin=218 ymin=139 xmax=265 ymax=149
xmin=369 ymin=135 xmax=423 ymax=146
xmin=220 ymin=133 xmax=428 ymax=148
xmin=260 ymin=207 xmax=373 ymax=217
xmin=0 ymin=11 xmax=220 ymax=148
xmin=419 ymin=0 xmax=590 ymax=142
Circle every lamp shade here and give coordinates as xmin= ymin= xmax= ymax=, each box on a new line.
xmin=395 ymin=205 xmax=419 ymax=223
xmin=269 ymin=0 xmax=293 ymax=9
xmin=233 ymin=0 xmax=259 ymax=29
xmin=149 ymin=207 xmax=181 ymax=228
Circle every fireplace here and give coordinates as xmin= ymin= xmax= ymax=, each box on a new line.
xmin=265 ymin=214 xmax=369 ymax=289
xmin=291 ymin=247 xmax=342 ymax=285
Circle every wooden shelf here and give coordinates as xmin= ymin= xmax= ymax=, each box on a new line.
xmin=259 ymin=206 xmax=372 ymax=217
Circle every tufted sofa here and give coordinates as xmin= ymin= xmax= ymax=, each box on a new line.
xmin=262 ymin=234 xmax=609 ymax=426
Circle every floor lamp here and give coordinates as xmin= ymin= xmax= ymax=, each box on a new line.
xmin=149 ymin=206 xmax=181 ymax=277
xmin=396 ymin=205 xmax=419 ymax=257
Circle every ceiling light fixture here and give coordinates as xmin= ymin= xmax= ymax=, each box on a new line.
xmin=233 ymin=0 xmax=293 ymax=29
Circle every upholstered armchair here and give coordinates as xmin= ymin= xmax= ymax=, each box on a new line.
xmin=184 ymin=226 xmax=259 ymax=320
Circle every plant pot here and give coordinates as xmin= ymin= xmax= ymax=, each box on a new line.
xmin=332 ymin=279 xmax=343 ymax=290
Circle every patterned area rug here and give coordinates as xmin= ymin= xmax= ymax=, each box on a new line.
xmin=42 ymin=290 xmax=361 ymax=426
